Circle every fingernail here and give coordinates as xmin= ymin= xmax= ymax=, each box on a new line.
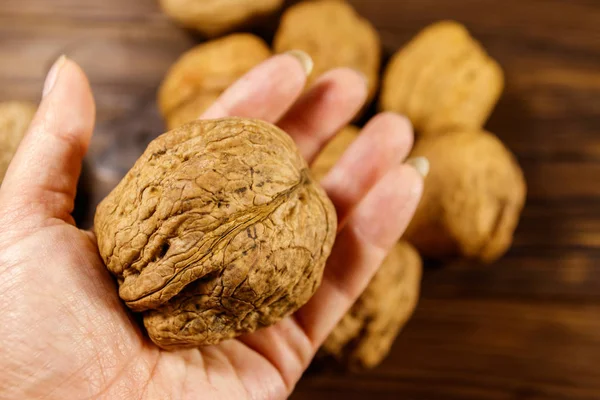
xmin=285 ymin=50 xmax=314 ymax=76
xmin=406 ymin=156 xmax=430 ymax=178
xmin=43 ymin=55 xmax=67 ymax=98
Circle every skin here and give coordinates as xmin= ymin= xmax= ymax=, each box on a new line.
xmin=0 ymin=54 xmax=423 ymax=400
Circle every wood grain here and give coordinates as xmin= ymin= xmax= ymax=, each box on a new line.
xmin=0 ymin=0 xmax=598 ymax=398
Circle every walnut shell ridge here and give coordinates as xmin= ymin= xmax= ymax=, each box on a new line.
xmin=404 ymin=130 xmax=526 ymax=262
xmin=158 ymin=34 xmax=271 ymax=130
xmin=159 ymin=0 xmax=284 ymax=38
xmin=95 ymin=118 xmax=337 ymax=348
xmin=274 ymin=0 xmax=381 ymax=103
xmin=322 ymin=241 xmax=422 ymax=369
xmin=0 ymin=101 xmax=36 ymax=182
xmin=381 ymin=21 xmax=504 ymax=135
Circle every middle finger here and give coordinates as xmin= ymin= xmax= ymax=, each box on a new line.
xmin=278 ymin=68 xmax=368 ymax=162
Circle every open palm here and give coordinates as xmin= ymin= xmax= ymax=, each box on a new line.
xmin=0 ymin=55 xmax=423 ymax=399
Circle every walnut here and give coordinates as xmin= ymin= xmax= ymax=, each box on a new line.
xmin=94 ymin=118 xmax=337 ymax=349
xmin=273 ymin=0 xmax=381 ymax=103
xmin=380 ymin=21 xmax=504 ymax=135
xmin=158 ymin=34 xmax=271 ymax=130
xmin=322 ymin=241 xmax=422 ymax=369
xmin=405 ymin=131 xmax=526 ymax=262
xmin=311 ymin=125 xmax=359 ymax=181
xmin=158 ymin=0 xmax=284 ymax=37
xmin=0 ymin=101 xmax=36 ymax=182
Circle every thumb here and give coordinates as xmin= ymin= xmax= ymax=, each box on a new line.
xmin=0 ymin=56 xmax=95 ymax=228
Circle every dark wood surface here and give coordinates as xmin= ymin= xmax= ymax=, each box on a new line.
xmin=1 ymin=0 xmax=599 ymax=398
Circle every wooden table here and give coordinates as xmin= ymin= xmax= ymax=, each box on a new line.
xmin=1 ymin=1 xmax=599 ymax=398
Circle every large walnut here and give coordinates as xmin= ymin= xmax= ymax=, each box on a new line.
xmin=405 ymin=131 xmax=526 ymax=262
xmin=158 ymin=34 xmax=271 ymax=130
xmin=95 ymin=118 xmax=337 ymax=349
xmin=273 ymin=0 xmax=381 ymax=103
xmin=0 ymin=101 xmax=36 ymax=182
xmin=381 ymin=21 xmax=504 ymax=135
xmin=159 ymin=0 xmax=284 ymax=37
xmin=322 ymin=241 xmax=422 ymax=369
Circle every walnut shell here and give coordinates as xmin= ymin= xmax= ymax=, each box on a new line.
xmin=322 ymin=241 xmax=422 ymax=369
xmin=95 ymin=118 xmax=337 ymax=349
xmin=159 ymin=0 xmax=284 ymax=37
xmin=158 ymin=34 xmax=271 ymax=130
xmin=381 ymin=21 xmax=504 ymax=135
xmin=273 ymin=0 xmax=381 ymax=103
xmin=405 ymin=131 xmax=526 ymax=262
xmin=0 ymin=101 xmax=36 ymax=182
xmin=311 ymin=125 xmax=359 ymax=181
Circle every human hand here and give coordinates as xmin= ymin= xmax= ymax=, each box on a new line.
xmin=0 ymin=53 xmax=424 ymax=399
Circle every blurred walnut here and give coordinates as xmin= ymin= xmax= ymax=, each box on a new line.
xmin=274 ymin=0 xmax=381 ymax=103
xmin=323 ymin=241 xmax=422 ymax=369
xmin=158 ymin=34 xmax=271 ymax=130
xmin=311 ymin=125 xmax=359 ymax=181
xmin=95 ymin=118 xmax=337 ymax=349
xmin=405 ymin=131 xmax=526 ymax=262
xmin=159 ymin=0 xmax=284 ymax=37
xmin=0 ymin=101 xmax=36 ymax=182
xmin=381 ymin=21 xmax=504 ymax=135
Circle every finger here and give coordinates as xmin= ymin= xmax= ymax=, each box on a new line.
xmin=322 ymin=112 xmax=414 ymax=225
xmin=200 ymin=341 xmax=289 ymax=399
xmin=237 ymin=317 xmax=313 ymax=393
xmin=201 ymin=52 xmax=311 ymax=122
xmin=295 ymin=163 xmax=425 ymax=346
xmin=0 ymin=56 xmax=95 ymax=226
xmin=277 ymin=68 xmax=367 ymax=162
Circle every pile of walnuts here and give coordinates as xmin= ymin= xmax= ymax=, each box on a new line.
xmin=38 ymin=0 xmax=519 ymax=371
xmin=0 ymin=0 xmax=526 ymax=372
